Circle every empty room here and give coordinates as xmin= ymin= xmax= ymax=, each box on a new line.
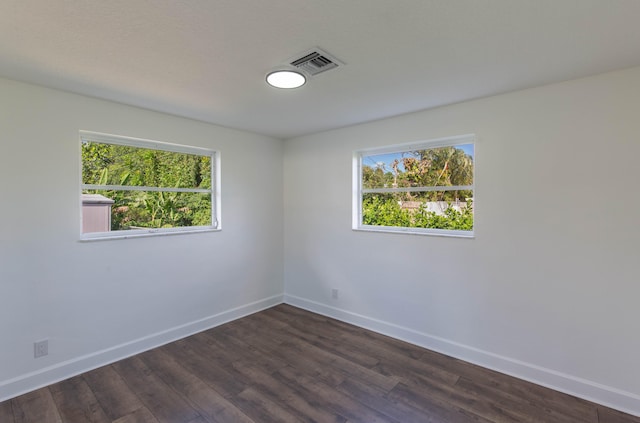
xmin=1 ymin=1 xmax=640 ymax=422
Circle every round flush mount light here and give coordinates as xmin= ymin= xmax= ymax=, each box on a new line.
xmin=266 ymin=70 xmax=306 ymax=89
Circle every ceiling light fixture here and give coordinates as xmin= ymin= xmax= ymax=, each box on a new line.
xmin=266 ymin=70 xmax=306 ymax=89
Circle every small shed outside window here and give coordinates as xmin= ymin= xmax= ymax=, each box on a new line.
xmin=82 ymin=194 xmax=114 ymax=234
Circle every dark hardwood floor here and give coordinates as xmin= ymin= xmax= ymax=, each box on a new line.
xmin=2 ymin=304 xmax=639 ymax=422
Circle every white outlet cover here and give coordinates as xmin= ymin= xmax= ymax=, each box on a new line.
xmin=34 ymin=340 xmax=48 ymax=358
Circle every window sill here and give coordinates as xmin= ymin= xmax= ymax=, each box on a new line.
xmin=353 ymin=226 xmax=474 ymax=238
xmin=79 ymin=227 xmax=220 ymax=242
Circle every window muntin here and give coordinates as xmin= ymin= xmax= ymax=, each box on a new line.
xmin=80 ymin=131 xmax=219 ymax=239
xmin=354 ymin=135 xmax=474 ymax=237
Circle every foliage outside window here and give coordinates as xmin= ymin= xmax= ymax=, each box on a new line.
xmin=81 ymin=131 xmax=219 ymax=239
xmin=353 ymin=135 xmax=475 ymax=237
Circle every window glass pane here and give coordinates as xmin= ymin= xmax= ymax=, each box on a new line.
xmin=82 ymin=190 xmax=211 ymax=233
xmin=361 ymin=152 xmax=402 ymax=189
xmin=82 ymin=141 xmax=211 ymax=189
xmin=362 ymin=144 xmax=474 ymax=189
xmin=362 ymin=192 xmax=473 ymax=231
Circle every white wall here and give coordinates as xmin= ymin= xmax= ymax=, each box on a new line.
xmin=283 ymin=66 xmax=640 ymax=415
xmin=3 ymin=66 xmax=640 ymax=415
xmin=0 ymin=77 xmax=284 ymax=400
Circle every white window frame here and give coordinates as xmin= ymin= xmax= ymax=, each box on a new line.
xmin=80 ymin=131 xmax=221 ymax=240
xmin=353 ymin=134 xmax=475 ymax=238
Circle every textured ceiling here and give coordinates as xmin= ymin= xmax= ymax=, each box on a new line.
xmin=2 ymin=0 xmax=640 ymax=139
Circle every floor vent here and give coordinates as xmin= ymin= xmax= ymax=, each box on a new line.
xmin=290 ymin=48 xmax=342 ymax=76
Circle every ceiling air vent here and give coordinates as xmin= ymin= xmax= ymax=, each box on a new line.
xmin=290 ymin=48 xmax=342 ymax=76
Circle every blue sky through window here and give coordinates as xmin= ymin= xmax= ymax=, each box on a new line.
xmin=362 ymin=143 xmax=474 ymax=173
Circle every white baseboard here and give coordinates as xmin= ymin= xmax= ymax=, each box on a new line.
xmin=4 ymin=292 xmax=639 ymax=418
xmin=284 ymin=294 xmax=640 ymax=418
xmin=0 ymin=294 xmax=283 ymax=402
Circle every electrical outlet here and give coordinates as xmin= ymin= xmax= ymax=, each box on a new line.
xmin=331 ymin=288 xmax=339 ymax=300
xmin=34 ymin=339 xmax=48 ymax=358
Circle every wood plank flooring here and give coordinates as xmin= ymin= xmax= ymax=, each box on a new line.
xmin=2 ymin=304 xmax=639 ymax=422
